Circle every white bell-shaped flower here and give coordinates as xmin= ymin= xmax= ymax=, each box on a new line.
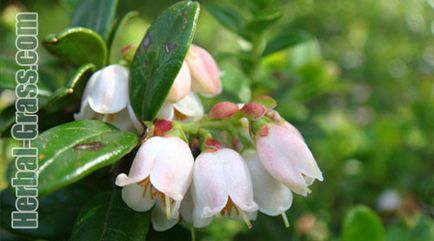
xmin=244 ymin=150 xmax=293 ymax=216
xmin=191 ymin=148 xmax=258 ymax=228
xmin=256 ymin=122 xmax=323 ymax=196
xmin=74 ymin=64 xmax=143 ymax=132
xmin=115 ymin=136 xmax=194 ymax=221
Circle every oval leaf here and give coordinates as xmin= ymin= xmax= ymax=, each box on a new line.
xmin=343 ymin=206 xmax=385 ymax=241
xmin=129 ymin=1 xmax=200 ymax=121
xmin=34 ymin=120 xmax=138 ymax=196
xmin=43 ymin=27 xmax=107 ymax=68
xmin=71 ymin=0 xmax=118 ymax=41
xmin=262 ymin=30 xmax=311 ymax=57
xmin=70 ymin=191 xmax=150 ymax=241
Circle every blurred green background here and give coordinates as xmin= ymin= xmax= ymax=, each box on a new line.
xmin=0 ymin=0 xmax=433 ymax=240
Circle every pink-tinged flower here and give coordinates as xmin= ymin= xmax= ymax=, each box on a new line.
xmin=191 ymin=148 xmax=258 ymax=228
xmin=186 ymin=45 xmax=222 ymax=97
xmin=256 ymin=122 xmax=323 ymax=196
xmin=74 ymin=64 xmax=143 ymax=132
xmin=115 ymin=136 xmax=194 ymax=225
xmin=159 ymin=92 xmax=204 ymax=121
xmin=167 ymin=62 xmax=191 ymax=102
xmin=244 ymin=150 xmax=293 ymax=216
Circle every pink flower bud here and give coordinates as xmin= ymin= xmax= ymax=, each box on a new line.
xmin=167 ymin=62 xmax=191 ymax=102
xmin=209 ymin=101 xmax=239 ymax=119
xmin=154 ymin=119 xmax=173 ymax=136
xmin=240 ymin=102 xmax=267 ymax=120
xmin=186 ymin=45 xmax=222 ymax=97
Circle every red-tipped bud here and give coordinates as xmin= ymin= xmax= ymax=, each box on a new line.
xmin=240 ymin=102 xmax=267 ymax=120
xmin=203 ymin=138 xmax=222 ymax=152
xmin=265 ymin=110 xmax=283 ymax=122
xmin=255 ymin=96 xmax=277 ymax=109
xmin=209 ymin=101 xmax=239 ymax=119
xmin=153 ymin=119 xmax=173 ymax=136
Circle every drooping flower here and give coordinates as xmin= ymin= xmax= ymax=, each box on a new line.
xmin=244 ymin=150 xmax=293 ymax=223
xmin=191 ymin=147 xmax=258 ymax=228
xmin=256 ymin=122 xmax=323 ymax=196
xmin=115 ymin=136 xmax=194 ymax=228
xmin=74 ymin=64 xmax=143 ymax=132
xmin=186 ymin=44 xmax=222 ymax=97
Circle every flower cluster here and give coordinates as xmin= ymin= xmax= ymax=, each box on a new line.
xmin=76 ymin=45 xmax=323 ymax=231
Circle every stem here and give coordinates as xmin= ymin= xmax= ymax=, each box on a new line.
xmin=190 ymin=226 xmax=196 ymax=241
xmin=281 ymin=213 xmax=290 ymax=228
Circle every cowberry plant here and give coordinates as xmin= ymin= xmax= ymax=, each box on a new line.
xmin=0 ymin=0 xmax=325 ymax=240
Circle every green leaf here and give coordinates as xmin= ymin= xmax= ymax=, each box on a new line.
xmin=262 ymin=30 xmax=311 ymax=57
xmin=0 ymin=106 xmax=15 ymax=136
xmin=343 ymin=206 xmax=385 ymax=241
xmin=45 ymin=63 xmax=95 ymax=112
xmin=43 ymin=27 xmax=107 ymax=68
xmin=245 ymin=11 xmax=282 ymax=34
xmin=71 ymin=0 xmax=118 ymax=41
xmin=205 ymin=3 xmax=247 ymax=39
xmin=35 ymin=120 xmax=138 ymax=196
xmin=109 ymin=11 xmax=139 ymax=63
xmin=70 ymin=191 xmax=150 ymax=241
xmin=129 ymin=1 xmax=200 ymax=121
xmin=0 ymin=184 xmax=93 ymax=239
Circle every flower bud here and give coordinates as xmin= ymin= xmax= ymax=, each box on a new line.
xmin=209 ymin=101 xmax=239 ymax=119
xmin=240 ymin=102 xmax=267 ymax=120
xmin=167 ymin=62 xmax=191 ymax=102
xmin=186 ymin=45 xmax=222 ymax=96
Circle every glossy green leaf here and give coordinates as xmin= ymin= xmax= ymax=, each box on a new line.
xmin=343 ymin=206 xmax=385 ymax=241
xmin=46 ymin=63 xmax=95 ymax=112
xmin=0 ymin=184 xmax=93 ymax=239
xmin=70 ymin=191 xmax=150 ymax=241
xmin=71 ymin=0 xmax=118 ymax=41
xmin=262 ymin=30 xmax=311 ymax=57
xmin=43 ymin=27 xmax=107 ymax=68
xmin=109 ymin=11 xmax=139 ymax=63
xmin=205 ymin=3 xmax=248 ymax=39
xmin=35 ymin=120 xmax=138 ymax=196
xmin=129 ymin=1 xmax=200 ymax=121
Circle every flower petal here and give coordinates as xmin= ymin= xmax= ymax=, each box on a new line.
xmin=186 ymin=45 xmax=222 ymax=96
xmin=151 ymin=204 xmax=179 ymax=231
xmin=74 ymin=99 xmax=98 ymax=120
xmin=244 ymin=151 xmax=293 ymax=216
xmin=115 ymin=137 xmax=161 ymax=187
xmin=121 ymin=183 xmax=155 ymax=212
xmin=88 ymin=64 xmax=129 ymax=113
xmin=149 ymin=137 xmax=194 ymax=201
xmin=192 ymin=152 xmax=228 ymax=218
xmin=218 ymin=149 xmax=257 ymax=212
xmin=173 ymin=91 xmax=204 ymax=120
xmin=167 ymin=62 xmax=191 ymax=102
xmin=180 ymin=189 xmax=194 ymax=224
xmin=270 ymin=125 xmax=323 ymax=182
xmin=157 ymin=103 xmax=175 ymax=120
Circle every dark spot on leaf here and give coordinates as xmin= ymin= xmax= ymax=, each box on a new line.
xmin=164 ymin=43 xmax=178 ymax=54
xmin=143 ymin=34 xmax=151 ymax=48
xmin=74 ymin=142 xmax=103 ymax=151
